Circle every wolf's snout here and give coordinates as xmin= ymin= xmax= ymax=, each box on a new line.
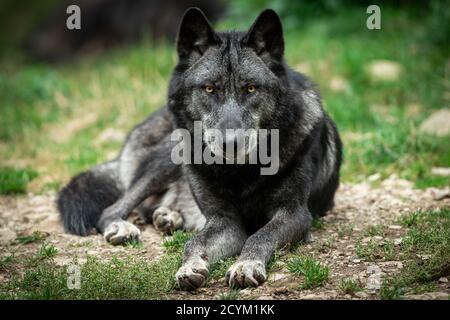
xmin=217 ymin=118 xmax=243 ymax=145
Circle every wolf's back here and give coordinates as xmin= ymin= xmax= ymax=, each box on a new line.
xmin=57 ymin=161 xmax=122 ymax=235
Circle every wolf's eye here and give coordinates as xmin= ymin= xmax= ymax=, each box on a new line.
xmin=247 ymin=85 xmax=256 ymax=93
xmin=205 ymin=85 xmax=215 ymax=94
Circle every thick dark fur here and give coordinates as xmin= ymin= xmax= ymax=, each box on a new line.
xmin=57 ymin=8 xmax=342 ymax=290
xmin=57 ymin=167 xmax=121 ymax=235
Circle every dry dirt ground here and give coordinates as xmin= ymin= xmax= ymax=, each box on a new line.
xmin=1 ymin=175 xmax=449 ymax=300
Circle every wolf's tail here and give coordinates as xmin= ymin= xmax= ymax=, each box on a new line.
xmin=57 ymin=161 xmax=122 ymax=236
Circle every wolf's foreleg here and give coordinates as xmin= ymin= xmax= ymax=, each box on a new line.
xmin=226 ymin=206 xmax=312 ymax=288
xmin=175 ymin=215 xmax=247 ymax=290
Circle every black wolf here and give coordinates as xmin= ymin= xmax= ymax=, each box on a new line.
xmin=57 ymin=8 xmax=342 ymax=290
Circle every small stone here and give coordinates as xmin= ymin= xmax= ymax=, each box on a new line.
xmin=408 ymin=292 xmax=449 ymax=300
xmin=351 ymin=257 xmax=361 ymax=263
xmin=362 ymin=237 xmax=371 ymax=244
xmin=0 ymin=229 xmax=16 ymax=245
xmin=419 ymin=109 xmax=450 ymax=137
xmin=273 ymin=287 xmax=289 ymax=295
xmin=329 ymin=76 xmax=350 ymax=93
xmin=355 ymin=291 xmax=369 ymax=299
xmin=388 ymin=225 xmax=402 ymax=230
xmin=394 ymin=238 xmax=403 ymax=246
xmin=366 ymin=60 xmax=402 ymax=82
xmin=434 ymin=189 xmax=450 ymax=201
xmin=368 ymin=173 xmax=381 ymax=182
xmin=269 ymin=272 xmax=289 ymax=282
xmin=239 ymin=289 xmax=252 ymax=296
xmin=257 ymin=295 xmax=275 ymax=300
xmin=438 ymin=277 xmax=448 ymax=283
xmin=431 ymin=167 xmax=450 ymax=176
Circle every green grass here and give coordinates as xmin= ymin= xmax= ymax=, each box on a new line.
xmin=0 ymin=255 xmax=15 ymax=272
xmin=15 ymin=231 xmax=48 ymax=245
xmin=209 ymin=257 xmax=236 ymax=280
xmin=380 ymin=209 xmax=450 ymax=299
xmin=0 ymin=254 xmax=182 ymax=300
xmin=337 ymin=223 xmax=354 ymax=238
xmin=0 ymin=232 xmax=192 ymax=299
xmin=162 ymin=230 xmax=193 ymax=253
xmin=339 ymin=278 xmax=363 ymax=295
xmin=365 ymin=224 xmax=386 ymax=237
xmin=1 ymin=231 xmax=194 ymax=299
xmin=287 ymin=256 xmax=330 ymax=289
xmin=37 ymin=244 xmax=58 ymax=259
xmin=311 ymin=217 xmax=325 ymax=230
xmin=219 ymin=289 xmax=240 ymax=300
xmin=124 ymin=238 xmax=144 ymax=249
xmin=355 ymin=238 xmax=397 ymax=261
xmin=0 ymin=167 xmax=38 ymax=194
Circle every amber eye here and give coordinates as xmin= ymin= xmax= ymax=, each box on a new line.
xmin=205 ymin=85 xmax=215 ymax=94
xmin=247 ymin=85 xmax=256 ymax=93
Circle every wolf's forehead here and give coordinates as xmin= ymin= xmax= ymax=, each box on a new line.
xmin=186 ymin=41 xmax=275 ymax=85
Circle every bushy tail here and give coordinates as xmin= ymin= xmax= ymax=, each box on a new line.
xmin=57 ymin=162 xmax=122 ymax=235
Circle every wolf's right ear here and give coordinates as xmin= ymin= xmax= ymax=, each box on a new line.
xmin=176 ymin=7 xmax=218 ymax=62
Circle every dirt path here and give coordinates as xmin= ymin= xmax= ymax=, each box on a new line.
xmin=1 ymin=175 xmax=449 ymax=299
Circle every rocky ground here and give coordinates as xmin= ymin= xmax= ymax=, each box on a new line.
xmin=1 ymin=175 xmax=449 ymax=300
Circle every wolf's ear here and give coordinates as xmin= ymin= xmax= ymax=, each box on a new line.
xmin=242 ymin=9 xmax=284 ymax=62
xmin=176 ymin=7 xmax=218 ymax=62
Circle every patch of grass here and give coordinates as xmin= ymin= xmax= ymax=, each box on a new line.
xmin=355 ymin=238 xmax=397 ymax=261
xmin=1 ymin=240 xmax=184 ymax=299
xmin=37 ymin=243 xmax=58 ymax=259
xmin=219 ymin=289 xmax=240 ymax=300
xmin=337 ymin=223 xmax=354 ymax=238
xmin=311 ymin=216 xmax=324 ymax=230
xmin=267 ymin=249 xmax=283 ymax=272
xmin=162 ymin=231 xmax=192 ymax=253
xmin=397 ymin=211 xmax=420 ymax=227
xmin=209 ymin=257 xmax=236 ymax=280
xmin=0 ymin=255 xmax=15 ymax=272
xmin=0 ymin=167 xmax=38 ymax=194
xmin=287 ymin=256 xmax=329 ymax=289
xmin=315 ymin=236 xmax=337 ymax=254
xmin=124 ymin=238 xmax=144 ymax=249
xmin=380 ymin=209 xmax=450 ymax=299
xmin=339 ymin=278 xmax=363 ymax=295
xmin=365 ymin=224 xmax=386 ymax=237
xmin=15 ymin=231 xmax=47 ymax=245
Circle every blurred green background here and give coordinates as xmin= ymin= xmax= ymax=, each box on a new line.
xmin=0 ymin=0 xmax=449 ymax=194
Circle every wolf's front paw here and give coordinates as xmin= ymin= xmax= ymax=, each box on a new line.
xmin=175 ymin=256 xmax=209 ymax=291
xmin=226 ymin=260 xmax=267 ymax=288
xmin=153 ymin=207 xmax=183 ymax=234
xmin=104 ymin=220 xmax=141 ymax=245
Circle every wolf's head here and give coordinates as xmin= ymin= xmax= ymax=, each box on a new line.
xmin=168 ymin=8 xmax=291 ymax=160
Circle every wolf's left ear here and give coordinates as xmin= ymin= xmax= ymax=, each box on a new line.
xmin=242 ymin=9 xmax=284 ymax=62
xmin=176 ymin=7 xmax=218 ymax=62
